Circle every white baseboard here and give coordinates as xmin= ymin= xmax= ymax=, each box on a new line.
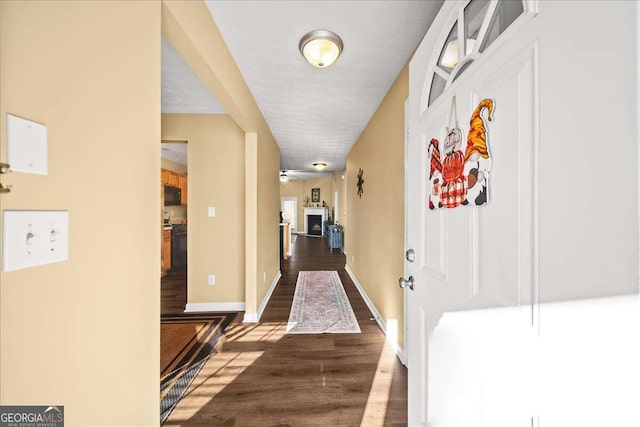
xmin=185 ymin=302 xmax=245 ymax=313
xmin=243 ymin=312 xmax=259 ymax=323
xmin=345 ymin=264 xmax=406 ymax=365
xmin=243 ymin=271 xmax=282 ymax=323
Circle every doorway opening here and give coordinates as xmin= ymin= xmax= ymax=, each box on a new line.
xmin=281 ymin=196 xmax=297 ymax=233
xmin=161 ymin=140 xmax=188 ymax=314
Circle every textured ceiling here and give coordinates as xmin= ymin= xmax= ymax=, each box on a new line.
xmin=281 ymin=170 xmax=333 ymax=182
xmin=161 ymin=36 xmax=226 ymax=114
xmin=205 ymin=0 xmax=443 ymax=172
xmin=161 ymin=142 xmax=188 ymax=166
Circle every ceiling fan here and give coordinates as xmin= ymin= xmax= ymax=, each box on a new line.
xmin=279 ymin=170 xmax=333 ymax=183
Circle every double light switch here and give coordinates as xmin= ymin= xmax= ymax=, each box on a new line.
xmin=2 ymin=210 xmax=69 ymax=272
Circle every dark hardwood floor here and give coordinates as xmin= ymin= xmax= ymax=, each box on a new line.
xmin=161 ymin=270 xmax=187 ymax=315
xmin=163 ymin=234 xmax=408 ymax=426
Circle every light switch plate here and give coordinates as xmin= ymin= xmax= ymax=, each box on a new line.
xmin=208 ymin=207 xmax=216 ymax=217
xmin=6 ymin=114 xmax=48 ymax=175
xmin=2 ymin=210 xmax=69 ymax=272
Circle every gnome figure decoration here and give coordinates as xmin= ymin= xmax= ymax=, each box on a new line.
xmin=428 ymin=97 xmax=494 ymax=210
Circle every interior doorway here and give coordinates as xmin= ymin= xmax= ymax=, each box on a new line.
xmin=333 ymin=190 xmax=339 ymax=225
xmin=281 ymin=196 xmax=298 ymax=233
xmin=161 ymin=140 xmax=188 ymax=314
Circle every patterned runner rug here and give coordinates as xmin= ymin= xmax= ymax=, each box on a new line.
xmin=287 ymin=270 xmax=361 ymax=334
xmin=160 ymin=312 xmax=236 ymax=423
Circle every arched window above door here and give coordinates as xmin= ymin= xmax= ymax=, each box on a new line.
xmin=425 ymin=0 xmax=528 ymax=108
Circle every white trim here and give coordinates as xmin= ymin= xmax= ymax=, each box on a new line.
xmin=185 ymin=302 xmax=245 ymax=312
xmin=281 ymin=196 xmax=298 ymax=232
xmin=345 ymin=265 xmax=406 ymax=365
xmin=242 ymin=312 xmax=259 ymax=323
xmin=302 ymin=207 xmax=329 ymax=236
xmin=404 ymin=98 xmax=410 ymax=368
xmin=243 ymin=271 xmax=282 ymax=323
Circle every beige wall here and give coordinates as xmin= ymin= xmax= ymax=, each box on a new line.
xmin=161 ymin=114 xmax=245 ymax=304
xmin=161 ymin=157 xmax=187 ymax=175
xmin=346 ymin=64 xmax=408 ymax=349
xmin=256 ymin=132 xmax=281 ymax=308
xmin=0 ymin=1 xmax=160 ymax=425
xmin=163 ymin=1 xmax=280 ymax=319
xmin=331 ymin=171 xmax=348 ymax=247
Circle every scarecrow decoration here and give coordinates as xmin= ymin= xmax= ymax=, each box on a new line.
xmin=428 ymin=97 xmax=494 ymax=210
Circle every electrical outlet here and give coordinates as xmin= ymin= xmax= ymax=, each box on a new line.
xmin=208 ymin=275 xmax=216 ymax=286
xmin=208 ymin=207 xmax=216 ymax=217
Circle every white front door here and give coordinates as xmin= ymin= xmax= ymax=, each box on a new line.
xmin=406 ymin=1 xmax=640 ymax=426
xmin=406 ymin=3 xmax=539 ymax=424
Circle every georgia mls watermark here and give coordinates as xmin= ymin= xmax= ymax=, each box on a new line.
xmin=0 ymin=406 xmax=63 ymax=427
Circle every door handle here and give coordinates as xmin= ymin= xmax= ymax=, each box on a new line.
xmin=398 ymin=275 xmax=415 ymax=291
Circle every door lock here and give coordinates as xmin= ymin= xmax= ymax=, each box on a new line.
xmin=398 ymin=275 xmax=415 ymax=291
xmin=406 ymin=248 xmax=415 ymax=263
xmin=0 ymin=163 xmax=11 ymax=194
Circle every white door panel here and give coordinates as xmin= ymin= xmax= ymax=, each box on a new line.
xmin=420 ymin=46 xmax=537 ymax=426
xmin=407 ymin=1 xmax=640 ymax=426
xmin=407 ymin=1 xmax=539 ymax=425
xmin=470 ymin=46 xmax=537 ymax=309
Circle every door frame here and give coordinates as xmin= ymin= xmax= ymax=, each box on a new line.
xmin=403 ymin=98 xmax=410 ymax=368
xmin=281 ymin=196 xmax=298 ymax=232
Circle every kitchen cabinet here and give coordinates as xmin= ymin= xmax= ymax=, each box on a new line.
xmin=161 ymin=168 xmax=187 ymax=206
xmin=161 ymin=168 xmax=180 ymax=187
xmin=179 ymin=174 xmax=188 ymax=206
xmin=162 ymin=228 xmax=172 ymax=272
xmin=167 ymin=171 xmax=179 ymax=187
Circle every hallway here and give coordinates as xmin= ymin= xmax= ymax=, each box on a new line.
xmin=164 ymin=235 xmax=408 ymax=426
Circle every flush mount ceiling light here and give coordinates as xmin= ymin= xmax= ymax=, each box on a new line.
xmin=299 ymin=30 xmax=343 ymax=68
xmin=312 ymin=162 xmax=327 ymax=171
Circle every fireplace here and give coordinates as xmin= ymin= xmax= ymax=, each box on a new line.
xmin=307 ymin=215 xmax=323 ymax=236
xmin=303 ymin=207 xmax=329 ymax=236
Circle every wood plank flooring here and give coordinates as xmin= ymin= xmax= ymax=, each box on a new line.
xmin=162 ymin=270 xmax=187 ymax=315
xmin=163 ymin=234 xmax=408 ymax=426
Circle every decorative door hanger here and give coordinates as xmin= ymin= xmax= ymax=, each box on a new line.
xmin=428 ymin=97 xmax=495 ymax=210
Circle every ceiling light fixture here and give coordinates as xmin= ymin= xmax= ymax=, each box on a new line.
xmin=299 ymin=30 xmax=343 ymax=68
xmin=279 ymin=171 xmax=289 ymax=183
xmin=312 ymin=162 xmax=327 ymax=171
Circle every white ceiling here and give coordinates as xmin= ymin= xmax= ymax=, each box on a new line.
xmin=281 ymin=170 xmax=333 ymax=182
xmin=161 ymin=142 xmax=188 ymax=166
xmin=160 ymin=1 xmax=443 ymax=175
xmin=161 ymin=36 xmax=226 ymax=114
